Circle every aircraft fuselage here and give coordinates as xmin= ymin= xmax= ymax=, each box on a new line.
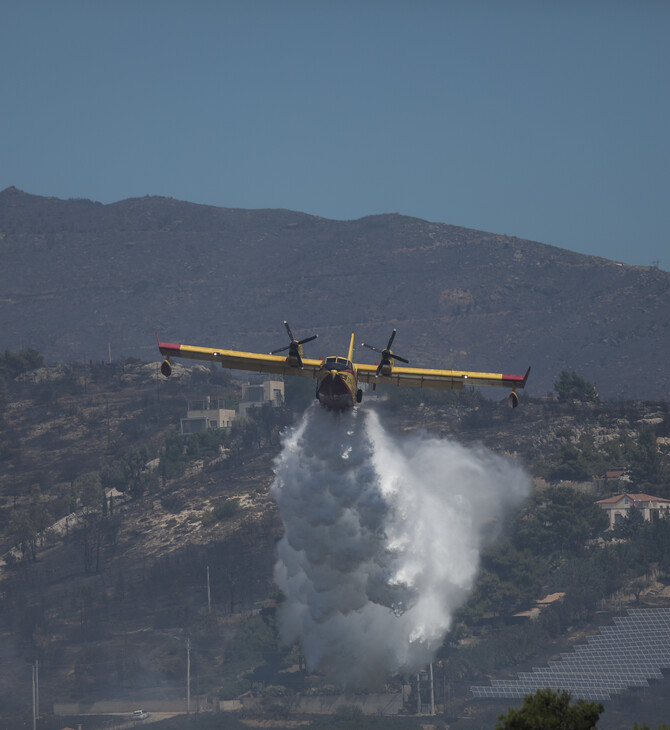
xmin=316 ymin=356 xmax=358 ymax=411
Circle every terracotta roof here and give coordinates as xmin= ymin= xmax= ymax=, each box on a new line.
xmin=596 ymin=493 xmax=670 ymax=505
xmin=514 ymin=593 xmax=566 ymax=619
xmin=513 ymin=608 xmax=541 ymax=619
xmin=537 ymin=592 xmax=566 ymax=605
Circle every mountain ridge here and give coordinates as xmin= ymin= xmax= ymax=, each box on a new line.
xmin=1 ymin=187 xmax=668 ymax=399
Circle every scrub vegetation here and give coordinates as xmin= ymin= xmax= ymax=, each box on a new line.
xmin=1 ymin=353 xmax=669 ymax=728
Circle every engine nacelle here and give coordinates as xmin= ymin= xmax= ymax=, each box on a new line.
xmin=376 ymin=357 xmax=393 ymax=377
xmin=161 ymin=360 xmax=172 ymax=377
xmin=508 ymin=391 xmax=519 ymax=408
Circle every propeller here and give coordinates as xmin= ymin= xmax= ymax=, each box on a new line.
xmin=361 ymin=329 xmax=409 ymax=376
xmin=270 ymin=321 xmax=318 ymax=369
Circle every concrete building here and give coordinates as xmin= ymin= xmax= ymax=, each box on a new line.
xmin=238 ymin=380 xmax=284 ymax=419
xmin=179 ymin=380 xmax=285 ymax=433
xmin=180 ymin=397 xmax=236 ymax=435
xmin=596 ymin=492 xmax=670 ymax=529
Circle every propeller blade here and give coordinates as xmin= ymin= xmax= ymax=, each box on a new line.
xmin=273 ymin=322 xmax=317 ymax=360
xmin=363 ymin=329 xmax=410 ymax=368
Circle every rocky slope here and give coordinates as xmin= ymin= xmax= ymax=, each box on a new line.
xmin=1 ymin=360 xmax=669 ymax=718
xmin=1 ymin=186 xmax=668 ymax=399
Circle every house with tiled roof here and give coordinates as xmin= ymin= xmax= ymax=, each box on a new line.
xmin=596 ymin=493 xmax=670 ymax=529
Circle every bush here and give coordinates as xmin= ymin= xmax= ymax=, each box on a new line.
xmin=0 ymin=348 xmax=44 ymax=381
xmin=202 ymin=498 xmax=240 ymax=524
xmin=554 ymin=370 xmax=598 ymax=402
xmin=496 ymin=687 xmax=602 ymax=729
xmin=160 ymin=493 xmax=186 ymax=513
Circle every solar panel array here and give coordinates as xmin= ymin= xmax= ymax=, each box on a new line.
xmin=470 ymin=608 xmax=670 ymax=701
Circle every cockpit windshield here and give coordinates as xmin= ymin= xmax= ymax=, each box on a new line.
xmin=322 ymin=356 xmax=352 ymax=371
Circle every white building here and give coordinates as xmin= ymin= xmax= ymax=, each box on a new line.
xmin=180 ymin=397 xmax=236 ymax=435
xmin=179 ymin=380 xmax=285 ymax=433
xmin=596 ymin=493 xmax=670 ymax=529
xmin=238 ymin=380 xmax=284 ymax=419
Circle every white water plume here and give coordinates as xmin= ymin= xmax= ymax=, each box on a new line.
xmin=271 ymin=404 xmax=531 ymax=688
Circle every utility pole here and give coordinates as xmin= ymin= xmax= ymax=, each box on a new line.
xmin=36 ymin=659 xmax=39 ymax=720
xmin=206 ymin=565 xmax=211 ymax=615
xmin=32 ymin=663 xmax=36 ymax=730
xmin=429 ymin=663 xmax=435 ymax=716
xmin=105 ymin=397 xmax=110 ymax=447
xmin=416 ymin=672 xmax=421 ymax=714
xmin=187 ymin=637 xmax=191 ymax=715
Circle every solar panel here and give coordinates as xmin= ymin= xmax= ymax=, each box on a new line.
xmin=470 ymin=608 xmax=670 ymax=701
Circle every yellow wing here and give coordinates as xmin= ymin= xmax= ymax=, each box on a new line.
xmin=355 ymin=362 xmax=531 ymax=391
xmin=157 ymin=336 xmax=322 ymax=379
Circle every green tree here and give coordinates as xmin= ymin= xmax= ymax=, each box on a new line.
xmin=496 ymin=688 xmax=603 ymax=729
xmin=124 ymin=446 xmax=153 ymax=498
xmin=158 ymin=432 xmax=189 ymax=482
xmin=554 ymin=370 xmax=598 ymax=402
xmin=8 ymin=508 xmax=38 ymax=560
xmin=611 ymin=504 xmax=645 ymax=539
xmin=628 ymin=427 xmax=663 ymax=490
xmin=548 ymin=443 xmax=591 ymax=482
xmin=28 ymin=484 xmax=52 ymax=539
xmin=8 ymin=486 xmax=53 ymax=560
xmin=471 ymin=542 xmax=545 ymax=615
xmin=73 ymin=471 xmax=104 ymax=509
xmin=542 ymin=433 xmax=608 ymax=483
xmin=513 ymin=486 xmax=608 ymax=557
xmin=465 ymin=570 xmax=520 ymax=618
xmin=104 ymin=446 xmax=155 ymax=497
xmin=0 ymin=347 xmax=43 ymax=381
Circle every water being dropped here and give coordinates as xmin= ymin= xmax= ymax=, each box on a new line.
xmin=271 ymin=404 xmax=530 ymax=687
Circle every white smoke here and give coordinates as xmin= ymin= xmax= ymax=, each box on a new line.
xmin=271 ymin=403 xmax=531 ymax=688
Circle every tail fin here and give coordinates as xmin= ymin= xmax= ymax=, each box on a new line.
xmin=347 ymin=333 xmax=355 ymax=362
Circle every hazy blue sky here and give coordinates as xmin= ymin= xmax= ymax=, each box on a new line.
xmin=2 ymin=1 xmax=668 ymax=268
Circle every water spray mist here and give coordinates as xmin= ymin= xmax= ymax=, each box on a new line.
xmin=271 ymin=404 xmax=530 ymax=688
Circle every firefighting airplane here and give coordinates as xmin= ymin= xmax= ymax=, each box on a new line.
xmin=157 ymin=323 xmax=530 ymax=412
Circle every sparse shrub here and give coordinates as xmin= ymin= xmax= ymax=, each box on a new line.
xmin=0 ymin=347 xmax=43 ymax=381
xmin=202 ymin=498 xmax=240 ymax=524
xmin=160 ymin=493 xmax=186 ymax=513
xmin=554 ymin=369 xmax=599 ymax=402
xmin=214 ymin=498 xmax=240 ymax=519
